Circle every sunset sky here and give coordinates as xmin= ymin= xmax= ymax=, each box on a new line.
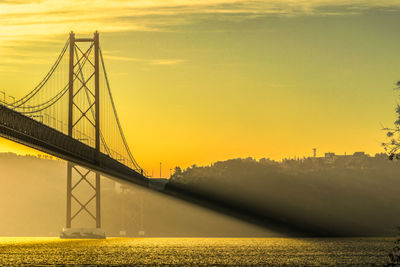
xmin=1 ymin=0 xmax=400 ymax=176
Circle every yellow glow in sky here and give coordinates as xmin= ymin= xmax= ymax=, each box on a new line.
xmin=1 ymin=1 xmax=400 ymax=176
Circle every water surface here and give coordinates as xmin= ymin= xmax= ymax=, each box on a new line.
xmin=0 ymin=237 xmax=393 ymax=265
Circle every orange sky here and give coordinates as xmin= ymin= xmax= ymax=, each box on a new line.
xmin=1 ymin=1 xmax=400 ymax=177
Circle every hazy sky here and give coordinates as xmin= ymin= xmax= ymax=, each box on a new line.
xmin=1 ymin=0 xmax=400 ymax=176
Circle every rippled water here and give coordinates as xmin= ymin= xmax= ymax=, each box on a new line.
xmin=0 ymin=237 xmax=394 ymax=265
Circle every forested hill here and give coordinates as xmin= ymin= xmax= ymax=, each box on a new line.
xmin=169 ymin=153 xmax=400 ymax=236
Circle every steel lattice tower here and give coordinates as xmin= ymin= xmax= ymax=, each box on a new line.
xmin=66 ymin=31 xmax=102 ymax=232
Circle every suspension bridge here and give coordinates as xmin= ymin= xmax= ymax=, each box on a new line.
xmin=0 ymin=32 xmax=153 ymax=238
xmin=0 ymin=32 xmax=316 ymax=238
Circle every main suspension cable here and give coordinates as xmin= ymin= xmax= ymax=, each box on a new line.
xmin=99 ymin=47 xmax=144 ymax=174
xmin=9 ymin=39 xmax=69 ymax=108
xmin=18 ymin=47 xmax=92 ymax=113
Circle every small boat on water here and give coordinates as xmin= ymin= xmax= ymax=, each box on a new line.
xmin=60 ymin=228 xmax=106 ymax=239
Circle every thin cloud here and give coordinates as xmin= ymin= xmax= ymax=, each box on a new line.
xmin=0 ymin=65 xmax=20 ymax=73
xmin=104 ymin=55 xmax=144 ymax=63
xmin=0 ymin=57 xmax=50 ymax=65
xmin=150 ymin=59 xmax=186 ymax=66
xmin=1 ymin=0 xmax=400 ymax=40
xmin=105 ymin=55 xmax=186 ymax=66
xmin=0 ymin=0 xmax=399 ymax=70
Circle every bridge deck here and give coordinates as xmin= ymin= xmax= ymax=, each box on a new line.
xmin=0 ymin=104 xmax=148 ymax=187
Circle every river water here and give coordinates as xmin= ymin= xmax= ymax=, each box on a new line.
xmin=0 ymin=237 xmax=394 ymax=265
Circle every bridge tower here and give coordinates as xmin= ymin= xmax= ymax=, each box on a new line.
xmin=61 ymin=31 xmax=105 ymax=238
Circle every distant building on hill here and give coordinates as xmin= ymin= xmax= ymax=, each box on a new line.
xmin=353 ymin=151 xmax=367 ymax=157
xmin=324 ymin=152 xmax=336 ymax=158
xmin=323 ymin=151 xmax=370 ymax=159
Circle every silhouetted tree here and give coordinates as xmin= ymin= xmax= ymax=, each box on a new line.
xmin=383 ymin=81 xmax=400 ymax=160
xmin=172 ymin=166 xmax=183 ymax=178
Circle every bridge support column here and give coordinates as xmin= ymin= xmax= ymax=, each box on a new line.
xmin=61 ymin=30 xmax=105 ymax=239
xmin=61 ymin=163 xmax=105 ymax=239
xmin=66 ymin=162 xmax=72 ymax=228
xmin=96 ymin=172 xmax=101 ymax=228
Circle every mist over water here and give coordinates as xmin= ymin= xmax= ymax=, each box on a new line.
xmin=0 ymin=152 xmax=399 ymax=265
xmin=1 ymin=152 xmax=400 ymax=237
xmin=0 ymin=153 xmax=273 ymax=237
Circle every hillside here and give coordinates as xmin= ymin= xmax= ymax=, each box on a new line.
xmin=169 ymin=154 xmax=400 ymax=236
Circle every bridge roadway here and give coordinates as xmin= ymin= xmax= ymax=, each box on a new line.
xmin=0 ymin=103 xmax=322 ymax=236
xmin=0 ymin=104 xmax=148 ymax=187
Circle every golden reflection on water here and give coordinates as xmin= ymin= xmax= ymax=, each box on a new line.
xmin=0 ymin=237 xmax=393 ymax=265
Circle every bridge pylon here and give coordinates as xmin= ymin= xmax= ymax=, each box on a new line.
xmin=60 ymin=31 xmax=105 ymax=239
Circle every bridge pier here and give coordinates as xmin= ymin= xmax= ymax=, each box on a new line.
xmin=60 ymin=162 xmax=105 ymax=239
